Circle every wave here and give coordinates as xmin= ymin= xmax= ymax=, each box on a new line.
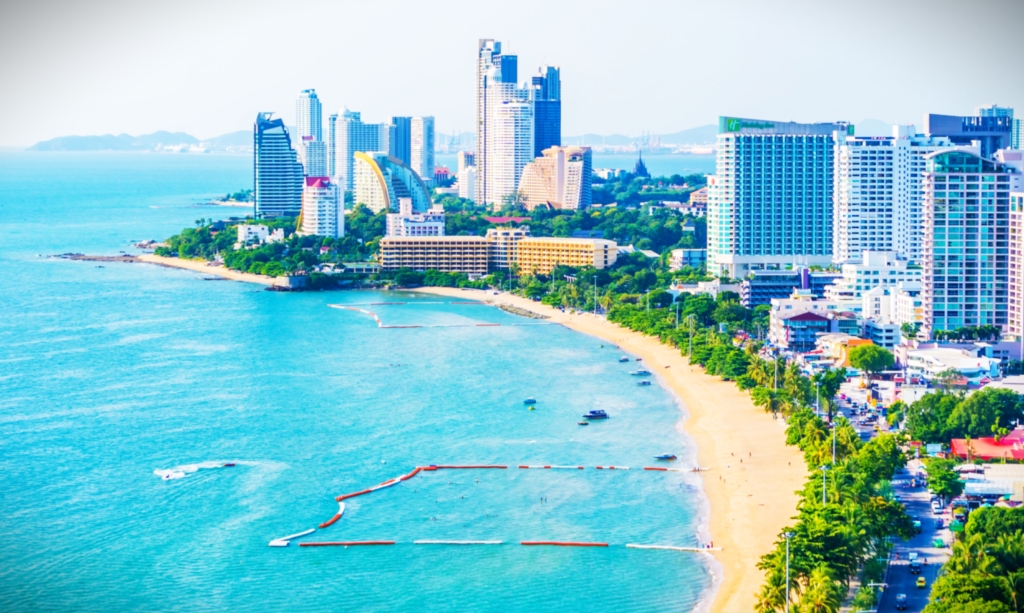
xmin=153 ymin=460 xmax=246 ymax=481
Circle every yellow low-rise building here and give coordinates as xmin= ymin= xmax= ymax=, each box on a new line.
xmin=514 ymin=237 xmax=617 ymax=275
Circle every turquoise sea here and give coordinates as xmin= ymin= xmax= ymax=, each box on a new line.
xmin=0 ymin=152 xmax=714 ymax=612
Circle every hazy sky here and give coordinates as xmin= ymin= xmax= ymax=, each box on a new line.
xmin=1 ymin=0 xmax=1022 ymax=146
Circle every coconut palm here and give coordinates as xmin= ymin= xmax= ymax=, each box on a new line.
xmin=755 ymin=569 xmax=788 ymax=613
xmin=796 ymin=565 xmax=844 ymax=613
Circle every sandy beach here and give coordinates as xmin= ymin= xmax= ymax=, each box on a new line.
xmin=137 ymin=254 xmax=278 ymax=285
xmin=412 ymin=287 xmax=807 ymax=613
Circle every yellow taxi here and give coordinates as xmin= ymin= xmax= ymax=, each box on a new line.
xmin=916 ymin=576 xmax=926 ymax=588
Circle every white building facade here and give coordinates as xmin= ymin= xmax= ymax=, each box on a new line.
xmin=823 ymin=251 xmax=923 ymax=301
xmin=386 ymin=198 xmax=445 ymax=237
xmin=457 ymin=166 xmax=477 ymax=202
xmin=333 ymin=109 xmax=390 ymax=191
xmin=411 ymin=117 xmax=435 ymax=184
xmin=300 ymin=177 xmax=344 ymax=238
xmin=833 ymin=127 xmax=953 ymax=263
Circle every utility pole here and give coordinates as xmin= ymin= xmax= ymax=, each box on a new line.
xmin=675 ymin=301 xmax=680 ymax=329
xmin=593 ymin=275 xmax=597 ymax=315
xmin=774 ymin=358 xmax=779 ymax=391
xmin=821 ymin=465 xmax=829 ymax=505
xmin=815 ymin=378 xmax=820 ymax=416
xmin=783 ymin=531 xmax=795 ymax=613
xmin=832 ymin=423 xmax=837 ymax=465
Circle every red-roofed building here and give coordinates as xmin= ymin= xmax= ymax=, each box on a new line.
xmin=483 ymin=216 xmax=530 ymax=224
xmin=774 ymin=311 xmax=831 ymax=353
xmin=951 ymin=430 xmax=1024 ymax=461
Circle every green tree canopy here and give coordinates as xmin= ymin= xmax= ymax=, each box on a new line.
xmin=848 ymin=345 xmax=894 ymax=379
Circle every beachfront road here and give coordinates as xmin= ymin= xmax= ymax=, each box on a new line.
xmin=876 ymin=460 xmax=951 ymax=613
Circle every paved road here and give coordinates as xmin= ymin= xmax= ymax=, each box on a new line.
xmin=833 ymin=383 xmax=951 ymax=612
xmin=874 ymin=462 xmax=951 ymax=612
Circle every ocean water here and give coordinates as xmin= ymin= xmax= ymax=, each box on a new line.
xmin=0 ymin=152 xmax=714 ymax=612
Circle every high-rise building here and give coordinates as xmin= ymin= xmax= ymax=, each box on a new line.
xmin=707 ymin=116 xmax=850 ymax=277
xmin=457 ymin=151 xmax=475 ymax=173
xmin=300 ymin=177 xmax=344 ymax=238
xmin=532 ymin=66 xmax=561 ymax=157
xmin=327 ymin=113 xmax=338 ymax=178
xmin=389 ymin=117 xmax=412 ymax=166
xmin=296 ymin=89 xmax=322 ymax=141
xmin=925 ymin=113 xmax=1013 ymax=159
xmin=457 ymin=166 xmax=477 ymax=202
xmin=518 ymin=146 xmax=592 ymax=210
xmin=254 ymin=113 xmax=304 ymax=218
xmin=334 ymin=109 xmax=390 ymax=191
xmin=477 ymin=39 xmax=534 ymax=207
xmin=411 ymin=116 xmax=435 ymax=184
xmin=1014 ymin=119 xmax=1023 ymax=150
xmin=977 ymin=104 xmax=1014 ymax=118
xmin=1010 ymin=190 xmax=1024 ymax=340
xmin=352 ymin=151 xmax=432 ymax=213
xmin=833 ymin=125 xmax=954 ymax=263
xmin=295 ymin=89 xmax=323 ymax=174
xmin=922 ymin=149 xmax=1018 ymax=337
xmin=299 ymin=138 xmax=327 ymax=177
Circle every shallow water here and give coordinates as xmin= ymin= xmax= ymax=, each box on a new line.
xmin=0 ymin=152 xmax=713 ymax=612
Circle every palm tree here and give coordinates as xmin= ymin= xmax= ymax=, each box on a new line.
xmin=748 ymin=359 xmax=772 ymax=388
xmin=753 ymin=388 xmax=786 ymax=418
xmin=947 ymin=532 xmax=995 ymax=575
xmin=796 ymin=565 xmax=843 ymax=613
xmin=755 ymin=570 xmax=788 ymax=613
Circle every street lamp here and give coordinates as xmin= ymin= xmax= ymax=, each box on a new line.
xmin=783 ymin=531 xmax=795 ymax=613
xmin=821 ymin=465 xmax=829 ymax=505
xmin=814 ymin=378 xmax=820 ymax=416
xmin=832 ymin=422 xmax=837 ymax=465
xmin=593 ymin=275 xmax=598 ymax=315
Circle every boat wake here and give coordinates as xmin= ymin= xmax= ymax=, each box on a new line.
xmin=153 ymin=460 xmax=243 ymax=481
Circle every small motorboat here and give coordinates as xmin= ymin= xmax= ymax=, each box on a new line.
xmin=578 ymin=421 xmax=589 ymax=426
xmin=524 ymin=397 xmax=537 ymax=405
xmin=630 ymin=370 xmax=652 ymax=377
xmin=638 ymin=380 xmax=652 ymax=386
xmin=635 ymin=358 xmax=642 ymax=362
xmin=618 ymin=356 xmax=630 ymax=363
xmin=223 ymin=462 xmax=236 ymax=467
xmin=583 ymin=410 xmax=609 ymax=420
xmin=654 ymin=454 xmax=677 ymax=461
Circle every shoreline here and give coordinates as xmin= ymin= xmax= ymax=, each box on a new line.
xmin=410 ymin=287 xmax=806 ymax=613
xmin=136 ymin=254 xmax=278 ymax=285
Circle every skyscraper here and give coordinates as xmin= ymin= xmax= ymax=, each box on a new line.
xmin=295 ymin=89 xmax=323 ymax=175
xmin=352 ymin=151 xmax=432 ymax=214
xmin=327 ymin=113 xmax=338 ymax=178
xmin=925 ymin=112 xmax=1013 ymax=159
xmin=335 ymin=109 xmax=390 ymax=191
xmin=254 ymin=113 xmax=304 ymax=218
xmin=532 ymin=66 xmax=561 ymax=157
xmin=411 ymin=116 xmax=435 ymax=184
xmin=477 ymin=39 xmax=532 ymax=207
xmin=922 ymin=150 xmax=1018 ymax=336
xmin=389 ymin=116 xmax=412 ymax=166
xmin=707 ymin=116 xmax=849 ymax=277
xmin=833 ymin=126 xmax=953 ymax=263
xmin=977 ymin=104 xmax=1014 ymax=118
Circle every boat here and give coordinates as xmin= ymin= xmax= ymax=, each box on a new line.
xmin=630 ymin=370 xmax=652 ymax=377
xmin=618 ymin=356 xmax=630 ymax=363
xmin=638 ymin=380 xmax=652 ymax=386
xmin=654 ymin=454 xmax=677 ymax=461
xmin=524 ymin=397 xmax=537 ymax=405
xmin=583 ymin=410 xmax=609 ymax=420
xmin=223 ymin=462 xmax=236 ymax=467
xmin=578 ymin=421 xmax=589 ymax=426
xmin=635 ymin=358 xmax=642 ymax=362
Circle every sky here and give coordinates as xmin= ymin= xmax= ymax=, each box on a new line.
xmin=1 ymin=0 xmax=1022 ymax=147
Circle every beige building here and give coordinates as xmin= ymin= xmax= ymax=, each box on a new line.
xmin=518 ymin=146 xmax=592 ymax=211
xmin=688 ymin=186 xmax=708 ymax=205
xmin=379 ymin=236 xmax=489 ymax=275
xmin=515 ymin=237 xmax=617 ymax=275
xmin=485 ymin=227 xmax=529 ymax=270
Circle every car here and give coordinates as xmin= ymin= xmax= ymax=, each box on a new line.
xmin=896 ymin=593 xmax=908 ymax=610
xmin=910 ymin=560 xmax=922 ymax=574
xmin=894 ymin=495 xmax=903 ymax=503
xmin=913 ymin=520 xmax=922 ymax=534
xmin=932 ymin=500 xmax=943 ymax=513
xmin=916 ymin=576 xmax=927 ymax=588
xmin=908 ymin=551 xmax=919 ymax=562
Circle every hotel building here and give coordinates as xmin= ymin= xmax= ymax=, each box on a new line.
xmin=531 ymin=66 xmax=561 ymax=157
xmin=410 ymin=117 xmax=435 ymax=184
xmin=514 ymin=237 xmax=617 ymax=275
xmin=379 ymin=236 xmax=490 ymax=275
xmin=332 ymin=109 xmax=390 ymax=191
xmin=833 ymin=126 xmax=953 ymax=263
xmin=823 ymin=251 xmax=923 ymax=302
xmin=1011 ymin=191 xmax=1024 ymax=339
xmin=707 ymin=116 xmax=849 ymax=277
xmin=518 ymin=146 xmax=592 ymax=211
xmin=300 ymin=176 xmax=343 ymax=238
xmin=386 ymin=198 xmax=445 ymax=237
xmin=295 ymin=89 xmax=324 ymax=176
xmin=352 ymin=151 xmax=433 ymax=214
xmin=254 ymin=113 xmax=304 ymax=218
xmin=922 ymin=150 xmax=1017 ymax=336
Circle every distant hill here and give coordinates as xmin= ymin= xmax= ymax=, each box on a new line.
xmin=29 ymin=131 xmax=199 ymax=152
xmin=199 ymin=130 xmax=252 ymax=150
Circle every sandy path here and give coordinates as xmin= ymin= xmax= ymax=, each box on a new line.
xmin=411 ymin=287 xmax=807 ymax=613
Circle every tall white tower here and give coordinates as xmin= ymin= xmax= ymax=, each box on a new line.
xmin=411 ymin=116 xmax=435 ymax=183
